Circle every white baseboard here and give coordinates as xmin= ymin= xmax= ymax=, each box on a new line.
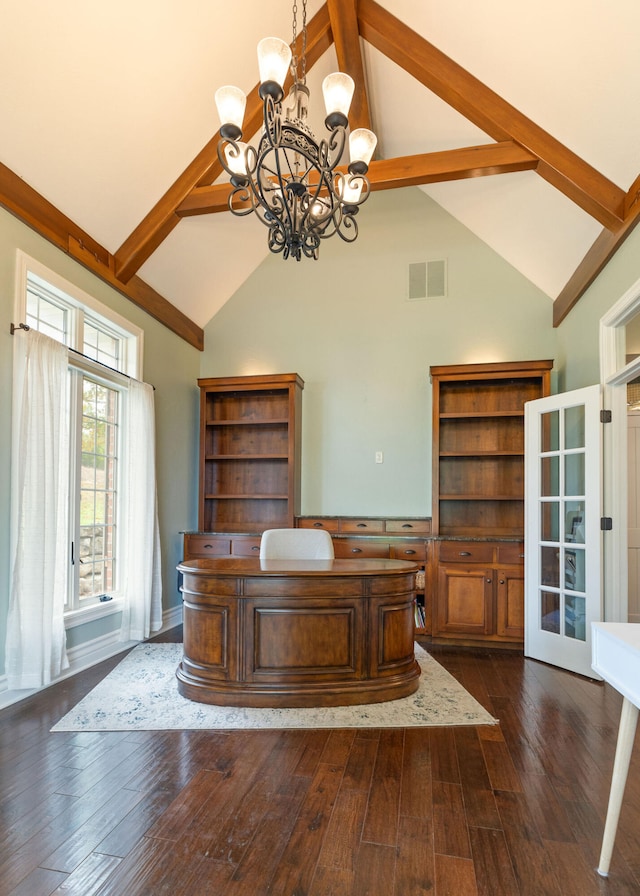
xmin=0 ymin=604 xmax=183 ymax=711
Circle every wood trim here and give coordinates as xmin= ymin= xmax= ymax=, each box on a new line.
xmin=356 ymin=0 xmax=625 ymax=231
xmin=177 ymin=141 xmax=538 ymax=217
xmin=114 ymin=5 xmax=333 ymax=284
xmin=327 ymin=0 xmax=373 ymax=132
xmin=553 ymin=172 xmax=640 ymax=326
xmin=0 ymin=162 xmax=203 ymax=350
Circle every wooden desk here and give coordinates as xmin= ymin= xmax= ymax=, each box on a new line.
xmin=591 ymin=622 xmax=640 ymax=877
xmin=177 ymin=557 xmax=420 ymax=708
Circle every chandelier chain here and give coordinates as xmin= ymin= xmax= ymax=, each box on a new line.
xmin=290 ymin=0 xmax=307 ymax=86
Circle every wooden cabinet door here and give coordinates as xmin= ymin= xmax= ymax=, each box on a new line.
xmin=435 ymin=565 xmax=493 ymax=638
xmin=495 ymin=567 xmax=525 ymax=640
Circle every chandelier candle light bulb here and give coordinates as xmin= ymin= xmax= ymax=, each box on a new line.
xmin=322 ymin=72 xmax=355 ymax=129
xmin=257 ymin=37 xmax=292 ymax=99
xmin=214 ymin=86 xmax=246 ymax=141
xmin=349 ymin=128 xmax=378 ymax=174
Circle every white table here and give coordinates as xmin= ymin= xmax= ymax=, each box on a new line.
xmin=591 ymin=622 xmax=640 ymax=877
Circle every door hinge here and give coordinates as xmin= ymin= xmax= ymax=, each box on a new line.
xmin=600 ymin=409 xmax=612 ymax=423
xmin=600 ymin=517 xmax=613 ymax=530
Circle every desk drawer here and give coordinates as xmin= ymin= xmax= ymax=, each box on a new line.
xmin=385 ymin=519 xmax=431 ymax=535
xmin=334 ymin=539 xmax=391 ymax=559
xmin=498 ymin=543 xmax=525 ymax=565
xmin=297 ymin=517 xmax=340 ymax=533
xmin=231 ymin=536 xmax=262 ymax=557
xmin=184 ymin=534 xmax=231 ymax=558
xmin=338 ymin=519 xmax=385 ymax=534
xmin=391 ymin=542 xmax=428 ymax=562
xmin=439 ymin=541 xmax=494 ymax=564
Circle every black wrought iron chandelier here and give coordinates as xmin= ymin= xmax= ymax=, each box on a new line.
xmin=215 ymin=0 xmax=377 ymax=261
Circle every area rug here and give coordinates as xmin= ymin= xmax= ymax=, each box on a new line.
xmin=51 ymin=643 xmax=497 ymax=731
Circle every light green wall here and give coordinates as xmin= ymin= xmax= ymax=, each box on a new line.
xmin=0 ymin=207 xmax=201 ymax=673
xmin=201 ymin=187 xmax=558 ymax=515
xmin=555 ymin=226 xmax=640 ymax=391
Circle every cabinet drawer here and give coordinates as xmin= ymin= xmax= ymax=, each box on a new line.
xmin=338 ymin=518 xmax=385 ymax=534
xmin=184 ymin=534 xmax=231 ymax=557
xmin=391 ymin=542 xmax=428 ymax=562
xmin=439 ymin=541 xmax=494 ymax=563
xmin=385 ymin=519 xmax=432 ymax=535
xmin=231 ymin=536 xmax=262 ymax=557
xmin=497 ymin=543 xmax=525 ymax=565
xmin=297 ymin=517 xmax=339 ymax=533
xmin=334 ymin=539 xmax=390 ymax=559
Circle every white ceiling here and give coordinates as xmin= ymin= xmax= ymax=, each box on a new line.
xmin=1 ymin=0 xmax=638 ymax=329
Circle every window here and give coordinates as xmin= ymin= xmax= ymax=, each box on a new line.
xmin=15 ymin=252 xmax=143 ymax=625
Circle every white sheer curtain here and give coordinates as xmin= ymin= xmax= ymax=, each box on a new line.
xmin=6 ymin=330 xmax=70 ymax=689
xmin=119 ymin=379 xmax=163 ymax=641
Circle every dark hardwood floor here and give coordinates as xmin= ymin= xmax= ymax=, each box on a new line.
xmin=1 ymin=627 xmax=639 ymax=895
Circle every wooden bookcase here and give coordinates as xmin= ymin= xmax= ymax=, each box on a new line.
xmin=431 ymin=360 xmax=553 ymax=537
xmin=197 ymin=373 xmax=303 ymax=532
xmin=429 ymin=360 xmax=552 ymax=646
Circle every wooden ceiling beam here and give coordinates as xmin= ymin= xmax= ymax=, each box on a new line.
xmin=357 ymin=0 xmax=625 ymax=232
xmin=114 ymin=5 xmax=332 ymax=285
xmin=0 ymin=161 xmax=203 ymax=350
xmin=553 ymin=172 xmax=640 ymax=326
xmin=176 ymin=141 xmax=538 ymax=216
xmin=326 ymin=0 xmax=373 ymax=132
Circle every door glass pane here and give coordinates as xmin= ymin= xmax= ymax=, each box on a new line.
xmin=541 ymin=455 xmax=559 ymax=496
xmin=541 ymin=410 xmax=559 ymax=452
xmin=564 ymin=405 xmax=585 ymax=450
xmin=565 ymin=502 xmax=585 ymax=544
xmin=541 ymin=546 xmax=559 ymax=587
xmin=569 ymin=547 xmax=586 ymax=592
xmin=565 ymin=596 xmax=586 ymax=641
xmin=542 ymin=502 xmax=559 ymax=541
xmin=565 ymin=453 xmax=585 ymax=496
xmin=541 ymin=592 xmax=560 ymax=633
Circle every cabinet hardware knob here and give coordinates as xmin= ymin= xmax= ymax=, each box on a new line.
xmin=204 ymin=544 xmax=213 ymax=549
xmin=519 ymin=553 xmax=525 ymax=558
xmin=313 ymin=522 xmax=323 ymax=527
xmin=402 ymin=523 xmax=412 ymax=528
xmin=352 ymin=548 xmax=362 ymax=553
xmin=252 ymin=545 xmax=259 ymax=551
xmin=486 ymin=578 xmax=492 ymax=583
xmin=404 ymin=550 xmax=416 ymax=555
xmin=500 ymin=579 xmax=505 ymax=584
xmin=356 ymin=523 xmax=367 ymax=528
xmin=459 ymin=551 xmax=471 ymax=556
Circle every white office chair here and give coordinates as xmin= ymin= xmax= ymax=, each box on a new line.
xmin=259 ymin=527 xmax=335 ymax=560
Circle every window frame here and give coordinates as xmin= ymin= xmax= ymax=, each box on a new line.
xmin=14 ymin=251 xmax=144 ymax=629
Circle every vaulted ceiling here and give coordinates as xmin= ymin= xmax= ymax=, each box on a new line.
xmin=1 ymin=0 xmax=639 ymax=350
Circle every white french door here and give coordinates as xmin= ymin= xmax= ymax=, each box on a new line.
xmin=524 ymin=385 xmax=603 ymax=677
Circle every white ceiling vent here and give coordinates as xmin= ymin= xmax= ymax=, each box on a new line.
xmin=408 ymin=259 xmax=447 ymax=300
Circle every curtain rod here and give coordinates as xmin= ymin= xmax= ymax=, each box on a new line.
xmin=9 ymin=321 xmax=155 ymax=389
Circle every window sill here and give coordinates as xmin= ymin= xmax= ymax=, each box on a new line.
xmin=64 ymin=597 xmax=124 ymax=630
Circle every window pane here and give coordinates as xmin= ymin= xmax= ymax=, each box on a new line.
xmin=541 ymin=592 xmax=560 ymax=633
xmin=541 ymin=501 xmax=559 ymax=542
xmin=541 ymin=546 xmax=559 ymax=587
xmin=26 ymin=288 xmax=67 ymax=344
xmin=541 ymin=455 xmax=559 ymax=496
xmin=565 ymin=596 xmax=586 ymax=641
xmin=84 ymin=320 xmax=122 ymax=371
xmin=541 ymin=410 xmax=559 ymax=452
xmin=565 ymin=453 xmax=585 ymax=496
xmin=564 ymin=406 xmax=585 ymax=450
xmin=565 ymin=502 xmax=585 ymax=544
xmin=80 ymin=376 xmax=118 ymax=601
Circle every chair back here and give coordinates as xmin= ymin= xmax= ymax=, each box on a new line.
xmin=259 ymin=528 xmax=335 ymax=560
